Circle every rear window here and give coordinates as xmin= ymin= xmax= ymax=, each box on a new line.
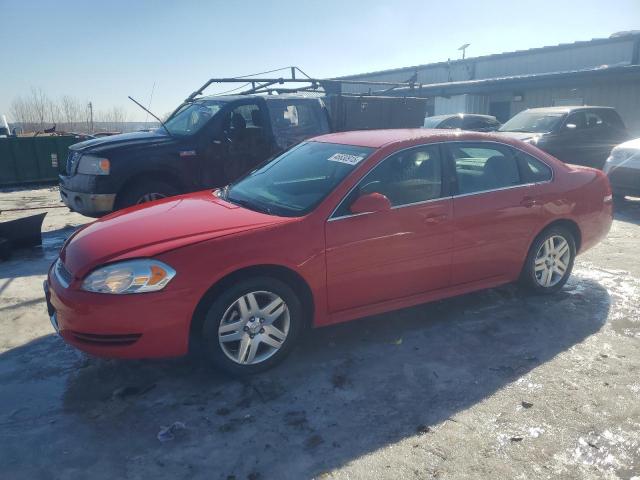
xmin=516 ymin=151 xmax=553 ymax=183
xmin=597 ymin=109 xmax=626 ymax=129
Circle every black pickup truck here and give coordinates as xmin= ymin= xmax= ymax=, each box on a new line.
xmin=60 ymin=92 xmax=427 ymax=216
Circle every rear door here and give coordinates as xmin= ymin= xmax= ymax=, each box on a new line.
xmin=267 ymin=99 xmax=330 ymax=151
xmin=200 ymin=99 xmax=272 ymax=186
xmin=550 ymin=111 xmax=591 ymax=165
xmin=325 ymin=144 xmax=453 ymax=312
xmin=446 ymin=142 xmax=541 ymax=285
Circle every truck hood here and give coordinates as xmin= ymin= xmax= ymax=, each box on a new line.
xmin=61 ymin=191 xmax=291 ymax=277
xmin=70 ymin=130 xmax=176 ymax=155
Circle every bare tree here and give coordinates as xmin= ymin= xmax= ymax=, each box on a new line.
xmin=60 ymin=95 xmax=83 ymax=131
xmin=97 ymin=106 xmax=128 ymax=132
xmin=29 ymin=87 xmax=49 ymax=131
xmin=10 ymin=97 xmax=31 ymax=131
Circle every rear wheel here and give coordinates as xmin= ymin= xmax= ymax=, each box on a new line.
xmin=115 ymin=179 xmax=179 ymax=210
xmin=520 ymin=226 xmax=576 ymax=294
xmin=201 ymin=277 xmax=303 ymax=375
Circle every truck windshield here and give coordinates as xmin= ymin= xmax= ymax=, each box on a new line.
xmin=224 ymin=141 xmax=374 ymax=217
xmin=164 ymin=100 xmax=225 ymax=136
xmin=499 ymin=111 xmax=565 ymax=133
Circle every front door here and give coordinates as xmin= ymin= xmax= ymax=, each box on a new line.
xmin=201 ymin=101 xmax=271 ymax=187
xmin=445 ymin=142 xmax=541 ymax=285
xmin=325 ymin=144 xmax=454 ymax=313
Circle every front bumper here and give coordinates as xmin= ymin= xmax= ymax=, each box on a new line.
xmin=60 ymin=187 xmax=116 ymax=217
xmin=46 ymin=261 xmax=193 ymax=359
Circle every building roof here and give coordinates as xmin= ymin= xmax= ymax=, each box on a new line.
xmin=386 ymin=64 xmax=640 ymax=97
xmin=524 ymin=106 xmax=618 ymax=114
xmin=338 ymin=32 xmax=640 ymax=80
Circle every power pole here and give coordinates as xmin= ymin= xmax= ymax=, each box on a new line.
xmin=87 ymin=102 xmax=94 ymax=133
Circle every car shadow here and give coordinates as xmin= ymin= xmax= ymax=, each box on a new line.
xmin=0 ymin=276 xmax=610 ymax=479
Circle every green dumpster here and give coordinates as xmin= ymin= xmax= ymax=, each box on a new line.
xmin=0 ymin=136 xmax=83 ymax=187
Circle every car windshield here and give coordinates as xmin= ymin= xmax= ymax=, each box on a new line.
xmin=423 ymin=116 xmax=446 ymax=128
xmin=163 ymin=100 xmax=226 ymax=136
xmin=499 ymin=111 xmax=565 ymax=133
xmin=224 ymin=141 xmax=375 ymax=217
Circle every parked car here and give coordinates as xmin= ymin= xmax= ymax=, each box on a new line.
xmin=604 ymin=137 xmax=640 ymax=199
xmin=497 ymin=106 xmax=629 ymax=168
xmin=423 ymin=113 xmax=501 ymax=132
xmin=59 ymin=93 xmax=427 ymax=217
xmin=45 ymin=129 xmax=613 ymax=375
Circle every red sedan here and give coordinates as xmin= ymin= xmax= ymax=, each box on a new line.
xmin=45 ymin=129 xmax=613 ymax=374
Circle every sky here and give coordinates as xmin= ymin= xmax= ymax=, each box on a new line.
xmin=1 ymin=0 xmax=639 ymax=122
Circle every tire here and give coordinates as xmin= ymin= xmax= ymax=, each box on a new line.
xmin=115 ymin=179 xmax=179 ymax=210
xmin=520 ymin=226 xmax=576 ymax=294
xmin=200 ymin=277 xmax=303 ymax=375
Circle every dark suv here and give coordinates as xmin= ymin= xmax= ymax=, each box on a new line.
xmin=423 ymin=113 xmax=501 ymax=132
xmin=497 ymin=106 xmax=629 ymax=168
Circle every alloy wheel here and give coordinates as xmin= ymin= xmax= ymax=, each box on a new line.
xmin=534 ymin=235 xmax=571 ymax=288
xmin=218 ymin=291 xmax=290 ymax=365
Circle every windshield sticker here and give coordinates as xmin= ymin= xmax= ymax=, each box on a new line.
xmin=327 ymin=153 xmax=365 ymax=165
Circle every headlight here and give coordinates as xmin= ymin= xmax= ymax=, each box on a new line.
xmin=82 ymin=259 xmax=176 ymax=294
xmin=77 ymin=155 xmax=110 ymax=175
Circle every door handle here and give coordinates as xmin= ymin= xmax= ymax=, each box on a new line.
xmin=423 ymin=214 xmax=448 ymax=224
xmin=520 ymin=196 xmax=537 ymax=208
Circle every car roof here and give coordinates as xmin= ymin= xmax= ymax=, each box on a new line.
xmin=312 ymin=129 xmax=514 ymax=148
xmin=523 ymin=106 xmax=616 ymax=114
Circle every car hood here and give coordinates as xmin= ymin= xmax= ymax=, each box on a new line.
xmin=70 ymin=130 xmax=177 ymax=155
xmin=614 ymin=137 xmax=640 ymax=150
xmin=61 ymin=191 xmax=292 ymax=277
xmin=495 ymin=131 xmax=544 ymax=142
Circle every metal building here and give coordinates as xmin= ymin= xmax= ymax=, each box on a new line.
xmin=338 ymin=32 xmax=640 ymax=135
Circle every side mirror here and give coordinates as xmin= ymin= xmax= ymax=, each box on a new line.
xmin=350 ymin=192 xmax=392 ymax=215
xmin=565 ymin=123 xmax=577 ymax=130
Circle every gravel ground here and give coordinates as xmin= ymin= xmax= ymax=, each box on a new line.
xmin=0 ymin=187 xmax=639 ymax=480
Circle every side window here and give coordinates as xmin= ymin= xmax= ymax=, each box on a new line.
xmin=449 ymin=143 xmax=521 ymax=195
xmin=565 ymin=112 xmax=587 ymax=130
xmin=584 ymin=111 xmax=604 ymax=129
xmin=516 ymin=151 xmax=553 ymax=183
xmin=333 ymin=145 xmax=443 ymax=217
xmin=223 ymin=103 xmax=263 ymax=142
xmin=598 ymin=109 xmax=625 ymax=129
xmin=269 ymin=101 xmax=326 ymax=149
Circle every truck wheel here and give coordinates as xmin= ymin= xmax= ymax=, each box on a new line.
xmin=115 ymin=179 xmax=179 ymax=210
xmin=200 ymin=277 xmax=303 ymax=375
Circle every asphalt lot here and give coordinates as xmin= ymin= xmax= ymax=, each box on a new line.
xmin=1 ymin=186 xmax=639 ymax=480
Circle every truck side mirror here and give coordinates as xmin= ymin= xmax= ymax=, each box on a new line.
xmin=565 ymin=123 xmax=577 ymax=130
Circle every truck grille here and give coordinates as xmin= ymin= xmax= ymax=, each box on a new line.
xmin=66 ymin=151 xmax=81 ymax=175
xmin=54 ymin=258 xmax=73 ymax=287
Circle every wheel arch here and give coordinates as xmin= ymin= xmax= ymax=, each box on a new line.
xmin=537 ymin=218 xmax=582 ymax=253
xmin=189 ymin=264 xmax=315 ymax=349
xmin=116 ymin=169 xmax=186 ymax=204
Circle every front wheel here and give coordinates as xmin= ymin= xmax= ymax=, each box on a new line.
xmin=520 ymin=227 xmax=576 ymax=294
xmin=201 ymin=277 xmax=303 ymax=375
xmin=115 ymin=179 xmax=179 ymax=210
